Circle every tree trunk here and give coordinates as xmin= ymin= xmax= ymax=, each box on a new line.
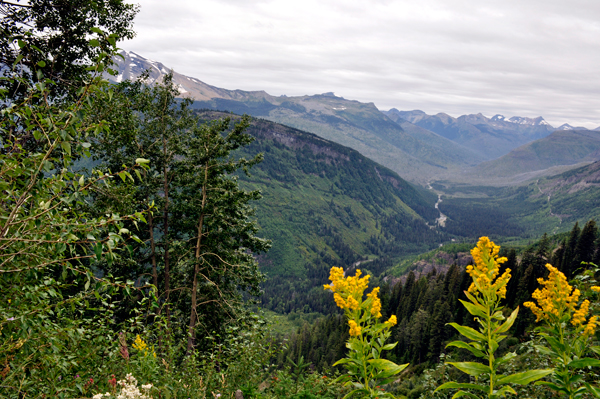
xmin=186 ymin=163 xmax=208 ymax=354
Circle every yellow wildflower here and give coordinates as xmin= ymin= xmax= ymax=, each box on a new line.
xmin=385 ymin=315 xmax=397 ymax=327
xmin=325 ymin=267 xmax=370 ymax=312
xmin=347 ymin=296 xmax=360 ymax=310
xmin=466 ymin=237 xmax=509 ymax=298
xmin=571 ymin=300 xmax=590 ymax=327
xmin=592 ymin=286 xmax=600 ymax=292
xmin=334 ymin=293 xmax=348 ymax=309
xmin=584 ymin=315 xmax=598 ymax=336
xmin=133 ymin=335 xmax=148 ymax=352
xmin=132 ymin=335 xmax=156 ymax=358
xmin=348 ymin=320 xmax=362 ymax=337
xmin=525 ymin=263 xmax=590 ymax=328
xmin=367 ymin=287 xmax=382 ymax=318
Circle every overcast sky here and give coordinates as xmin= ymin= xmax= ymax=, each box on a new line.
xmin=124 ymin=0 xmax=600 ymax=128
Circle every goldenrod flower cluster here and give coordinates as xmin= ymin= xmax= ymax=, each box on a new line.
xmin=324 ymin=267 xmax=370 ymax=311
xmin=524 ymin=264 xmax=597 ymax=336
xmin=324 ymin=267 xmax=393 ymax=337
xmin=367 ymin=287 xmax=382 ymax=318
xmin=133 ymin=335 xmax=156 ymax=358
xmin=466 ymin=237 xmax=510 ymax=298
xmin=348 ymin=320 xmax=362 ymax=337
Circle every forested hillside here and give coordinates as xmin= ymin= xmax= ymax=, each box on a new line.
xmin=282 ymin=220 xmax=600 ymax=375
xmin=195 ymin=111 xmax=444 ymax=314
xmin=431 ymin=162 xmax=600 ymax=239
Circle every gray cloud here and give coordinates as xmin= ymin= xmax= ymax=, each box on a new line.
xmin=124 ymin=0 xmax=600 ymax=128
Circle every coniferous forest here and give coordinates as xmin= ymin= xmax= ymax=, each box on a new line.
xmin=3 ymin=1 xmax=600 ymax=399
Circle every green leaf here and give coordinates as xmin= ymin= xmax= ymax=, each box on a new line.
xmin=452 ymin=392 xmax=482 ymax=399
xmin=368 ymin=359 xmax=408 ymax=378
xmin=540 ymin=333 xmax=567 ymax=354
xmin=447 ymin=361 xmax=490 ymax=377
xmin=60 ymin=141 xmax=71 ymax=156
xmin=13 ymin=54 xmax=23 ymax=66
xmin=447 ymin=323 xmax=486 ymax=341
xmin=459 ymin=299 xmax=487 ymax=318
xmin=37 ymin=60 xmax=46 ymax=67
xmin=332 ymin=358 xmax=355 ymax=366
xmin=435 ymin=381 xmax=487 ymax=392
xmin=381 ymin=342 xmax=397 ymax=351
xmin=494 ymin=386 xmax=517 ymax=396
xmin=496 ymin=307 xmax=519 ymax=334
xmin=535 ymin=381 xmax=570 ymax=394
xmin=495 ymin=351 xmax=516 ymax=367
xmin=89 ymin=39 xmax=100 ymax=47
xmin=496 ymin=369 xmax=553 ymax=385
xmin=534 ymin=344 xmax=556 ymax=357
xmin=118 ymin=171 xmax=127 ymax=182
xmin=568 ymin=358 xmax=600 ymax=369
xmin=94 ymin=243 xmax=102 ymax=260
xmin=446 ymin=340 xmax=486 ymax=358
xmin=584 ymin=382 xmax=600 ymax=398
xmin=135 ymin=158 xmax=150 ymax=165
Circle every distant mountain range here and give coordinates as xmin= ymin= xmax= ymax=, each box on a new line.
xmin=111 ymin=50 xmax=599 ymax=185
xmin=385 ymin=109 xmax=556 ymax=160
xmin=474 ymin=130 xmax=600 ymax=178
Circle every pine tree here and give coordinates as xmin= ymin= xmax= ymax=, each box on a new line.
xmin=575 ymin=220 xmax=598 ymax=266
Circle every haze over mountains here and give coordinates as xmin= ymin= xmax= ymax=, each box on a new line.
xmin=108 ymin=50 xmax=600 ymax=311
xmin=112 ymin=50 xmax=600 ymax=186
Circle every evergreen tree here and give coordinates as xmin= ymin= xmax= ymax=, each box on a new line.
xmin=93 ymin=76 xmax=270 ymax=353
xmin=575 ymin=220 xmax=598 ymax=267
xmin=561 ymin=222 xmax=580 ymax=278
xmin=0 ymin=0 xmax=138 ymax=102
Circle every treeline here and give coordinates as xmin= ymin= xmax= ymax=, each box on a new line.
xmin=438 ymin=200 xmax=526 ymax=238
xmin=282 ymin=220 xmax=600 ymax=371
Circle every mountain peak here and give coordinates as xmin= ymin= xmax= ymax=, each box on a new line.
xmin=558 ymin=123 xmax=574 ymax=130
xmin=507 ymin=116 xmax=549 ymax=126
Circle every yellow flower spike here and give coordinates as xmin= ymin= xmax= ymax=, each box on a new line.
xmin=571 ymin=300 xmax=590 ymax=327
xmin=367 ymin=287 xmax=382 ymax=318
xmin=334 ymin=293 xmax=348 ymax=309
xmin=385 ymin=315 xmax=397 ymax=327
xmin=584 ymin=315 xmax=598 ymax=336
xmin=525 ymin=263 xmax=589 ymax=327
xmin=467 ymin=237 xmax=509 ymax=298
xmin=348 ymin=320 xmax=362 ymax=337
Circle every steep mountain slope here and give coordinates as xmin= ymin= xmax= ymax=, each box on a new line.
xmin=474 ymin=130 xmax=600 ymax=178
xmin=385 ymin=109 xmax=554 ymax=160
xmin=534 ymin=161 xmax=600 ymax=223
xmin=193 ymin=111 xmax=447 ymax=314
xmin=432 ymin=161 xmax=600 ymax=240
xmin=194 ymin=111 xmax=443 ymax=273
xmin=111 ymin=51 xmax=483 ymax=184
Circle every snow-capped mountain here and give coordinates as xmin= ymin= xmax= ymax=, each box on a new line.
xmin=384 ymin=109 xmax=556 ymax=159
xmin=109 ymin=51 xmax=269 ymax=102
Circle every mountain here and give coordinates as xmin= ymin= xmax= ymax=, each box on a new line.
xmin=436 ymin=160 xmax=600 ymax=239
xmin=111 ymin=51 xmax=484 ymax=184
xmin=474 ymin=130 xmax=600 ymax=178
xmin=192 ymin=111 xmax=447 ymax=314
xmin=533 ymin=161 xmax=600 ymax=223
xmin=384 ymin=109 xmax=554 ymax=160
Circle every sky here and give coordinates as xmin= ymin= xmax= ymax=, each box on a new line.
xmin=124 ymin=0 xmax=600 ymax=128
